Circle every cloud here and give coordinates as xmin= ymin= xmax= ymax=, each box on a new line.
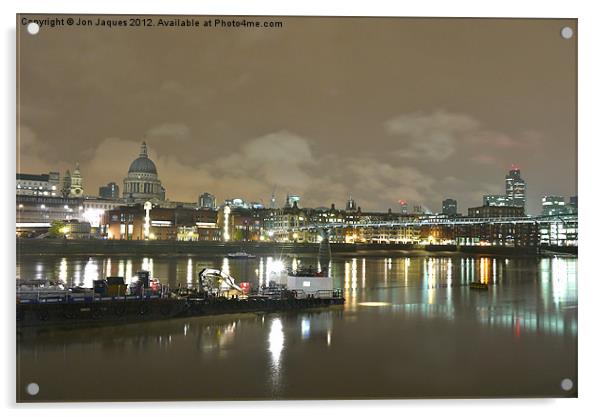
xmin=146 ymin=123 xmax=192 ymax=142
xmin=385 ymin=110 xmax=542 ymax=163
xmin=386 ymin=110 xmax=480 ymax=161
xmin=77 ymin=131 xmax=444 ymax=211
xmin=470 ymin=154 xmax=497 ymax=165
xmin=17 ymin=125 xmax=67 ymax=173
xmin=60 ymin=124 xmax=537 ymax=213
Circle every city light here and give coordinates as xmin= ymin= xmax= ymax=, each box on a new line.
xmin=143 ymin=201 xmax=152 ymax=240
xmin=358 ymin=302 xmax=391 ymax=307
xmin=83 ymin=208 xmax=105 ymax=228
xmin=223 ymin=205 xmax=231 ymax=241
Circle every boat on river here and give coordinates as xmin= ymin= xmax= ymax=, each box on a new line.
xmin=226 ymin=251 xmax=256 ymax=259
xmin=469 ymin=282 xmax=489 ymax=290
xmin=16 ymin=267 xmax=344 ymax=328
xmin=261 ymin=265 xmax=335 ymax=299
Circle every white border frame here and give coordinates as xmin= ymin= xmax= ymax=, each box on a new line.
xmin=3 ymin=1 xmax=599 ymax=415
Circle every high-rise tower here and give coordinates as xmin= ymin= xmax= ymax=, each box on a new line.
xmin=505 ymin=165 xmax=526 ymax=208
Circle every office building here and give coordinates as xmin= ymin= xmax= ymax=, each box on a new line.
xmin=16 ymin=171 xmax=60 ymax=196
xmin=99 ymin=182 xmax=120 ymax=200
xmin=198 ymin=192 xmax=216 ymax=209
xmin=541 ymin=195 xmax=570 ymax=216
xmin=468 ymin=205 xmax=525 ymax=218
xmin=483 ymin=194 xmax=510 ymax=206
xmin=442 ymin=198 xmax=458 ymax=216
xmin=505 ymin=166 xmax=526 ymax=207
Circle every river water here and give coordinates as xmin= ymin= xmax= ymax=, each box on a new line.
xmin=16 ymin=253 xmax=577 ymax=401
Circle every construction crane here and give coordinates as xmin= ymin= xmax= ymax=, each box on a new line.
xmin=198 ymin=268 xmax=243 ymax=296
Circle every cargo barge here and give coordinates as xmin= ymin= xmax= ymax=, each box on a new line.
xmin=17 ymin=266 xmax=344 ymax=329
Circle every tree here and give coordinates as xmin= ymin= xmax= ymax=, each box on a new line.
xmin=48 ymin=220 xmax=66 ymax=238
xmin=232 ymin=229 xmax=244 ymax=241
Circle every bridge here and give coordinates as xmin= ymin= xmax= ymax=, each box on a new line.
xmin=275 ymin=213 xmax=578 ymax=247
xmin=289 ymin=214 xmax=577 ymax=231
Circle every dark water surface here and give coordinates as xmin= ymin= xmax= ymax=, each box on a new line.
xmin=16 ymin=253 xmax=577 ymax=401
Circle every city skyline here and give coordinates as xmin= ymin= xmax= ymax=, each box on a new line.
xmin=18 ymin=145 xmax=575 ymax=216
xmin=17 ymin=16 xmax=576 ymax=215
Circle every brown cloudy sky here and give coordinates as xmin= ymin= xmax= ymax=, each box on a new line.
xmin=17 ymin=16 xmax=576 ymax=214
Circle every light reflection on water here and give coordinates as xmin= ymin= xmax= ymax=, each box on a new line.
xmin=17 ymin=253 xmax=577 ymax=400
xmin=17 ymin=254 xmax=578 ymax=337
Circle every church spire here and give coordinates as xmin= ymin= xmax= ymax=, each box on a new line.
xmin=139 ymin=141 xmax=148 ymax=158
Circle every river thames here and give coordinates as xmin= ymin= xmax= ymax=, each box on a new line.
xmin=16 ymin=253 xmax=577 ymax=401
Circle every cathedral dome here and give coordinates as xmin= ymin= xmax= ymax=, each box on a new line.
xmin=128 ymin=142 xmax=157 ymax=174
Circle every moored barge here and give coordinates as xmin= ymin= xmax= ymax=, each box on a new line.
xmin=17 ymin=267 xmax=344 ymax=329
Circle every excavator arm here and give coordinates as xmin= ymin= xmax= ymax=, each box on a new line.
xmin=198 ymin=268 xmax=242 ymax=293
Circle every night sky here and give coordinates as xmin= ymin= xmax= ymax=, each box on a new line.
xmin=17 ymin=16 xmax=577 ymax=214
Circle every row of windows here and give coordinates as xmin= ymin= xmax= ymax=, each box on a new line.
xmin=17 ymin=184 xmax=57 ymax=190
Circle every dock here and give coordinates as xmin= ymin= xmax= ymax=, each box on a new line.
xmin=16 ymin=294 xmax=345 ymax=329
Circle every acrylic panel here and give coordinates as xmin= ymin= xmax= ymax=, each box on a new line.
xmin=16 ymin=15 xmax=577 ymax=402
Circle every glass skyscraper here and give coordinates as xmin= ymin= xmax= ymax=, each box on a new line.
xmin=505 ymin=167 xmax=526 ymax=208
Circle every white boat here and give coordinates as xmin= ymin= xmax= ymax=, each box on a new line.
xmin=286 ymin=267 xmax=333 ymax=299
xmin=262 ymin=265 xmax=334 ymax=299
xmin=226 ymin=251 xmax=256 ymax=259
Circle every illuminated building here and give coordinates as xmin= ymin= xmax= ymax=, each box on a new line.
xmin=60 ymin=220 xmax=92 ymax=239
xmin=569 ymin=196 xmax=578 ymax=213
xmin=69 ymin=162 xmax=84 ymax=198
xmin=505 ymin=166 xmax=526 ymax=207
xmin=467 ymin=205 xmax=525 ymax=218
xmin=539 ymin=215 xmax=578 ymax=246
xmin=483 ymin=194 xmax=510 ymax=206
xmin=541 ymin=195 xmax=570 ymax=216
xmin=284 ymin=193 xmax=301 ymax=208
xmin=102 ymin=205 xmax=219 ymax=241
xmin=218 ymin=205 xmax=268 ymax=241
xmin=16 ymin=171 xmax=60 ymax=196
xmin=270 ymin=191 xmax=277 ymax=209
xmin=61 ymin=170 xmax=71 ymax=197
xmin=99 ymin=182 xmax=120 ymax=200
xmin=442 ymin=198 xmax=458 ymax=216
xmin=159 ymin=200 xmax=198 ymax=209
xmin=263 ymin=202 xmax=309 ymax=241
xmin=346 ymin=196 xmax=357 ymax=212
xmin=224 ymin=198 xmax=250 ymax=209
xmin=82 ymin=197 xmax=124 ymax=228
xmin=198 ymin=192 xmax=216 ymax=209
xmin=398 ymin=200 xmax=408 ymax=215
xmin=123 ymin=142 xmax=166 ymax=204
xmin=17 ymin=195 xmax=83 ymax=224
